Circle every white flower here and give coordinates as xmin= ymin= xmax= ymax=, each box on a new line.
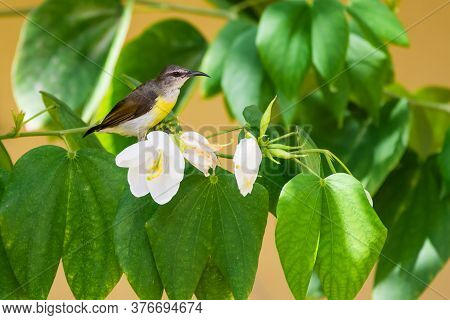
xmin=116 ymin=131 xmax=185 ymax=205
xmin=233 ymin=135 xmax=262 ymax=196
xmin=180 ymin=131 xmax=221 ymax=176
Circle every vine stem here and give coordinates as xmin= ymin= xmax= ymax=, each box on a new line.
xmin=0 ymin=126 xmax=91 ymax=141
xmin=135 ymin=0 xmax=236 ymax=19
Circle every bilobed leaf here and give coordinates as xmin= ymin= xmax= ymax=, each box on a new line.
xmin=276 ymin=173 xmax=386 ymax=300
xmin=0 ymin=170 xmax=26 ymax=300
xmin=348 ymin=0 xmax=409 ymax=47
xmin=201 ymin=19 xmax=253 ymax=97
xmin=0 ymin=146 xmax=69 ymax=299
xmin=317 ymin=173 xmax=387 ymax=299
xmin=256 ymin=0 xmax=311 ymax=99
xmin=146 ymin=176 xmax=213 ymax=300
xmin=276 ymin=174 xmax=322 ymax=299
xmin=62 ymin=149 xmax=124 ymax=299
xmin=40 ymin=91 xmax=102 ymax=150
xmin=373 ymin=152 xmax=449 ymax=299
xmin=222 ymin=28 xmax=272 ymax=123
xmin=147 ymin=172 xmax=268 ymax=300
xmin=408 ymin=86 xmax=450 ymax=159
xmin=346 ymin=33 xmax=388 ymax=120
xmin=195 ymin=260 xmax=233 ymax=300
xmin=96 ymin=19 xmax=207 ymax=154
xmin=211 ymin=174 xmax=268 ymax=299
xmin=12 ymin=0 xmax=132 ymax=128
xmin=114 ymin=189 xmax=163 ymax=299
xmin=0 ymin=141 xmax=13 ymax=172
xmin=312 ymin=0 xmax=349 ymax=81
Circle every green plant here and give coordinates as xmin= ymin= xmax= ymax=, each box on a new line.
xmin=0 ymin=0 xmax=448 ymax=300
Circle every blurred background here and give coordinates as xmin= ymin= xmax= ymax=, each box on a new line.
xmin=0 ymin=0 xmax=449 ymax=299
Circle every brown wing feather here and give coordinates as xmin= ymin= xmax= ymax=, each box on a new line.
xmin=99 ymin=83 xmax=158 ymax=129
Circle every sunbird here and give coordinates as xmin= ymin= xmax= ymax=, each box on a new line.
xmin=83 ymin=65 xmax=209 ymax=140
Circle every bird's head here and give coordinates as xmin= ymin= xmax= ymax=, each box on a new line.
xmin=156 ymin=65 xmax=209 ymax=90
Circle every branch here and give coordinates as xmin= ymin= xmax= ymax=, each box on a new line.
xmin=0 ymin=126 xmax=91 ymax=141
xmin=0 ymin=6 xmax=32 ymax=17
xmin=135 ymin=0 xmax=236 ymax=19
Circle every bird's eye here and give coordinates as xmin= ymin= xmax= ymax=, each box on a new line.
xmin=172 ymin=72 xmax=182 ymax=77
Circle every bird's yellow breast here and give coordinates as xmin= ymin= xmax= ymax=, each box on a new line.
xmin=147 ymin=98 xmax=176 ymax=128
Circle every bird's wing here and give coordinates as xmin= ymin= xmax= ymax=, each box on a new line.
xmin=100 ymin=85 xmax=157 ymax=129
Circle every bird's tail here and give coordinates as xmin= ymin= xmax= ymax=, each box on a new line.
xmin=83 ymin=124 xmax=104 ymax=138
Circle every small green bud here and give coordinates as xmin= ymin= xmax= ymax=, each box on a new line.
xmin=259 ymin=96 xmax=276 ymax=139
xmin=269 ymin=148 xmax=297 ymax=159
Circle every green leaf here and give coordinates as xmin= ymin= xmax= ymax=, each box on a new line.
xmin=243 ymin=105 xmax=263 ymax=130
xmin=0 ymin=141 xmax=13 ymax=172
xmin=62 ymin=149 xmax=124 ymax=299
xmin=0 ymin=146 xmax=69 ymax=299
xmin=373 ymin=152 xmax=449 ymax=299
xmin=311 ymin=0 xmax=349 ymax=81
xmin=341 ymin=99 xmax=410 ymax=194
xmin=276 ymin=173 xmax=386 ymax=300
xmin=276 ymin=174 xmax=322 ymax=299
xmin=439 ymin=130 xmax=450 ymax=193
xmin=114 ymin=189 xmax=163 ymax=299
xmin=348 ymin=0 xmax=409 ymax=47
xmin=256 ymin=0 xmax=311 ymax=99
xmin=201 ymin=19 xmax=253 ymax=97
xmin=195 ymin=260 xmax=233 ymax=300
xmin=147 ymin=172 xmax=268 ymax=299
xmin=40 ymin=91 xmax=102 ymax=150
xmin=346 ymin=34 xmax=388 ymax=120
xmin=96 ymin=19 xmax=207 ymax=154
xmin=0 ymin=170 xmax=26 ymax=299
xmin=317 ymin=173 xmax=387 ymax=299
xmin=408 ymin=86 xmax=450 ymax=159
xmin=318 ymin=72 xmax=350 ymax=126
xmin=222 ymin=28 xmax=273 ymax=123
xmin=12 ymin=0 xmax=132 ymax=128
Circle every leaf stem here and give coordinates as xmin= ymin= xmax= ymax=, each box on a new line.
xmin=384 ymin=88 xmax=450 ymax=113
xmin=135 ymin=0 xmax=236 ymax=19
xmin=22 ymin=106 xmax=56 ymax=126
xmin=297 ymin=149 xmax=352 ymax=176
xmin=207 ymin=126 xmax=245 ymax=138
xmin=294 ymin=159 xmax=321 ymax=179
xmin=268 ymin=132 xmax=298 ymax=143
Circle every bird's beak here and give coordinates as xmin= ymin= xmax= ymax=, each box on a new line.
xmin=188 ymin=70 xmax=210 ymax=78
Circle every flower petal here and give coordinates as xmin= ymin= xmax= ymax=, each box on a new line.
xmin=115 ymin=141 xmax=147 ymax=168
xmin=147 ymin=174 xmax=181 ymax=205
xmin=127 ymin=166 xmax=150 ymax=197
xmin=233 ymin=136 xmax=262 ymax=196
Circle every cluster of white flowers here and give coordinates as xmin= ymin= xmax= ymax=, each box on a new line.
xmin=116 ymin=131 xmax=262 ymax=205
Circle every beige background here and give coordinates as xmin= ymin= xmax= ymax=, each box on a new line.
xmin=0 ymin=0 xmax=449 ymax=299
